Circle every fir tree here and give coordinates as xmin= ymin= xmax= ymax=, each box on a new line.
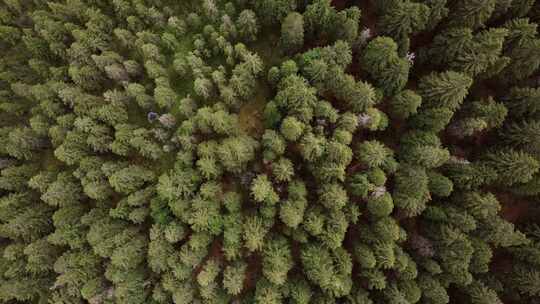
xmin=484 ymin=149 xmax=540 ymax=185
xmin=418 ymin=71 xmax=473 ymax=110
xmin=362 ymin=37 xmax=410 ymax=96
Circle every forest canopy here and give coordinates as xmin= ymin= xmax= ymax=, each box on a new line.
xmin=1 ymin=0 xmax=540 ymax=303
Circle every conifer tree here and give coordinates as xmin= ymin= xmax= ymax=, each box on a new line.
xmin=390 ymin=90 xmax=422 ymax=119
xmin=263 ymin=236 xmax=293 ymax=285
xmin=362 ymin=37 xmax=410 ymax=96
xmin=1 ymin=1 xmax=540 ymax=303
xmin=504 ymin=86 xmax=540 ymax=117
xmin=281 ymin=12 xmax=304 ymax=54
xmin=379 ymin=0 xmax=430 ymax=53
xmin=418 ymin=71 xmax=473 ymax=110
xmin=237 ymin=10 xmax=259 ymax=42
xmin=448 ymin=0 xmax=497 ymax=29
xmin=484 ymin=149 xmax=540 ymax=185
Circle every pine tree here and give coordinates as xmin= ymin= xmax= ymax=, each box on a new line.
xmin=503 ymin=86 xmax=540 ymax=117
xmin=301 ymin=244 xmax=353 ymax=297
xmin=454 ymin=28 xmax=508 ymax=76
xmin=499 ymin=18 xmax=540 ymax=82
xmin=379 ymin=0 xmax=430 ymax=54
xmin=484 ymin=149 xmax=540 ymax=185
xmin=500 ymin=120 xmax=540 ymax=155
xmin=251 ymin=174 xmax=279 ymax=205
xmin=367 ymin=192 xmax=394 ymax=217
xmin=390 ymin=90 xmax=422 ymax=119
xmin=281 ymin=12 xmax=304 ymax=54
xmin=448 ymin=0 xmax=497 ymax=29
xmin=108 ymin=165 xmax=155 ymax=194
xmin=410 ymin=107 xmax=455 ymax=132
xmin=243 ymin=215 xmax=269 ymax=252
xmin=319 ymin=183 xmax=348 ymax=210
xmin=424 ymin=0 xmax=449 ymax=30
xmin=237 ymin=10 xmax=259 ymax=42
xmin=362 ymin=37 xmax=410 ymax=96
xmin=393 ymin=165 xmax=430 ymax=216
xmin=303 ymin=0 xmax=336 ymax=39
xmin=280 ymin=116 xmax=305 ymax=141
xmin=217 ymin=136 xmax=259 ymax=173
xmin=427 ymin=171 xmax=454 ymax=197
xmin=272 ymin=157 xmax=294 ymax=182
xmin=423 ymin=27 xmax=508 ymax=77
xmin=263 ymin=236 xmax=293 ymax=285
xmin=508 ymin=265 xmax=540 ymax=297
xmin=418 ymin=71 xmax=473 ymax=110
xmin=223 ymin=262 xmax=247 ymax=295
xmin=254 ymin=0 xmax=297 ymax=26
xmin=356 ymin=140 xmax=391 ymax=168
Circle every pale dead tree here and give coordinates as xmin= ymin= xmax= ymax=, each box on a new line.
xmin=408 ymin=234 xmax=435 ymax=257
xmin=358 ymin=113 xmax=372 ymax=127
xmin=448 ymin=155 xmax=471 ymax=165
xmin=105 ymin=63 xmax=129 ymax=82
xmin=158 ymin=113 xmax=176 ymax=128
xmin=371 ymin=186 xmax=387 ymax=199
xmin=359 ymin=28 xmax=372 ymax=44
xmin=406 ymin=52 xmax=416 ymax=64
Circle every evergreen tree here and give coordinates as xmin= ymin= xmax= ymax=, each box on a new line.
xmin=418 ymin=71 xmax=473 ymax=110
xmin=362 ymin=37 xmax=410 ymax=96
xmin=484 ymin=149 xmax=540 ymax=185
xmin=390 ymin=90 xmax=422 ymax=119
xmin=237 ymin=10 xmax=259 ymax=42
xmin=1 ymin=1 xmax=539 ymax=303
xmin=281 ymin=12 xmax=304 ymax=54
xmin=448 ymin=0 xmax=497 ymax=29
xmin=379 ymin=0 xmax=430 ymax=53
xmin=504 ymin=86 xmax=540 ymax=117
xmin=251 ymin=174 xmax=279 ymax=205
xmin=263 ymin=236 xmax=294 ymax=285
xmin=223 ymin=262 xmax=247 ymax=295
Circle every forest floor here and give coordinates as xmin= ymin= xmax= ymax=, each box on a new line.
xmin=238 ymin=81 xmax=268 ymax=138
xmin=238 ymin=27 xmax=283 ymax=138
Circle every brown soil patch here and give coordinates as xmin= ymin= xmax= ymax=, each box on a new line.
xmin=497 ymin=192 xmax=531 ymax=223
xmin=331 ymin=0 xmax=349 ymax=10
xmin=356 ymin=0 xmax=378 ymax=35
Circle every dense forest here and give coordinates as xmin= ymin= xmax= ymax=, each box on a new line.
xmin=1 ymin=0 xmax=540 ymax=303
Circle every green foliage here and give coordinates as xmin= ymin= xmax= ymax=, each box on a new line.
xmin=447 ymin=0 xmax=497 ymax=29
xmin=393 ymin=165 xmax=430 ymax=216
xmin=251 ymin=174 xmax=279 ymax=205
xmin=281 ymin=116 xmax=305 ymax=141
xmin=0 ymin=1 xmax=539 ymax=303
xmin=362 ymin=37 xmax=410 ymax=96
xmin=390 ymin=90 xmax=422 ymax=119
xmin=263 ymin=236 xmax=294 ymax=285
xmin=218 ymin=136 xmax=259 ymax=173
xmin=356 ymin=140 xmax=391 ymax=168
xmin=367 ymin=192 xmax=394 ymax=217
xmin=410 ymin=107 xmax=454 ymax=132
xmin=379 ymin=0 xmax=430 ymax=53
xmin=500 ymin=119 xmax=540 ymax=155
xmin=424 ymin=27 xmax=509 ymax=76
xmin=301 ymin=244 xmax=352 ymax=297
xmin=238 ymin=10 xmax=259 ymax=42
xmin=223 ymin=262 xmax=247 ymax=295
xmin=427 ymin=171 xmax=453 ymax=197
xmin=418 ymin=71 xmax=473 ymax=111
xmin=254 ymin=0 xmax=297 ymax=26
xmin=484 ymin=149 xmax=540 ymax=185
xmin=281 ymin=12 xmax=304 ymax=54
